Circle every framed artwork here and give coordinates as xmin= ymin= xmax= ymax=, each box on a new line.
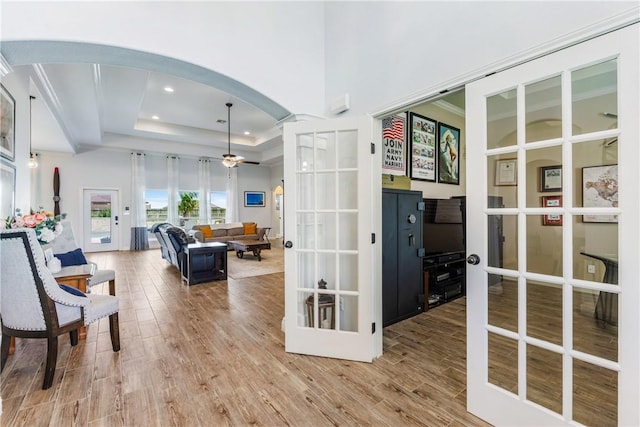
xmin=582 ymin=164 xmax=618 ymax=223
xmin=408 ymin=112 xmax=436 ymax=182
xmin=0 ymin=83 xmax=16 ymax=161
xmin=495 ymin=158 xmax=517 ymax=186
xmin=437 ymin=123 xmax=460 ymax=185
xmin=381 ymin=113 xmax=407 ymax=176
xmin=244 ymin=191 xmax=266 ymax=207
xmin=542 ymin=195 xmax=562 ymax=226
xmin=540 ymin=165 xmax=562 ymax=192
xmin=0 ymin=158 xmax=16 ymax=218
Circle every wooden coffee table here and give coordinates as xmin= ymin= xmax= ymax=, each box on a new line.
xmin=228 ymin=239 xmax=271 ymax=261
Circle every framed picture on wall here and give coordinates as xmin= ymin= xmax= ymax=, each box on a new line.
xmin=542 ymin=195 xmax=562 ymax=226
xmin=437 ymin=123 xmax=460 ymax=185
xmin=495 ymin=158 xmax=517 ymax=186
xmin=244 ymin=191 xmax=266 ymax=207
xmin=0 ymin=158 xmax=16 ymax=218
xmin=408 ymin=112 xmax=437 ymax=182
xmin=381 ymin=113 xmax=407 ymax=176
xmin=582 ymin=164 xmax=618 ymax=223
xmin=0 ymin=83 xmax=16 ymax=161
xmin=540 ymin=165 xmax=562 ymax=192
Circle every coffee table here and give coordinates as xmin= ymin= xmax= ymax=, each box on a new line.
xmin=228 ymin=239 xmax=271 ymax=261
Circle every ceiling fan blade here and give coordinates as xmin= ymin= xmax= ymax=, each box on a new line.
xmin=237 ymin=160 xmax=260 ymax=165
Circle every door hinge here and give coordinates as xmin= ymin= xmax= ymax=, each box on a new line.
xmin=372 ymin=322 xmax=376 ymax=334
xmin=417 ymin=201 xmax=425 ymax=211
xmin=371 ymin=143 xmax=375 ymax=154
xmin=371 ymin=233 xmax=376 ymax=244
xmin=418 ymin=248 xmax=425 ymax=257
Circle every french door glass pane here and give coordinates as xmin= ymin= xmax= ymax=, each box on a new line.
xmin=339 ymin=254 xmax=358 ymax=291
xmin=526 ymin=344 xmax=562 ymax=414
xmin=487 ymin=89 xmax=517 ymax=149
xmin=488 ymin=332 xmax=518 ymax=393
xmin=317 ymin=252 xmax=337 ymax=290
xmin=297 ymin=134 xmax=314 ymax=171
xmin=573 ymin=216 xmax=618 ymax=284
xmin=338 ymin=171 xmax=357 ymax=209
xmin=527 ymin=280 xmax=562 ymax=345
xmin=572 ymin=60 xmax=618 ymax=136
xmin=488 ymin=153 xmax=518 ymax=209
xmin=572 ymin=287 xmax=618 ymax=361
xmin=337 ymin=130 xmax=358 ymax=168
xmin=297 ymin=252 xmax=314 ymax=290
xmin=317 ymin=213 xmax=337 ymax=250
xmin=573 ymin=359 xmax=617 ymax=427
xmin=316 ymin=172 xmax=336 ymax=210
xmin=527 ymin=215 xmax=562 ymax=276
xmin=488 ymin=276 xmax=517 ymax=333
xmin=525 ymin=76 xmax=562 ymax=143
xmin=315 ymin=132 xmax=336 ymax=170
xmin=525 ymin=145 xmax=562 ymax=208
xmin=297 ymin=213 xmax=315 ymax=249
xmin=340 ymin=295 xmax=358 ymax=332
xmin=572 ymin=139 xmax=618 ymax=209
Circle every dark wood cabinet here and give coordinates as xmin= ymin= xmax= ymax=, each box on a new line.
xmin=423 ymin=252 xmax=466 ymax=308
xmin=382 ymin=189 xmax=425 ymax=327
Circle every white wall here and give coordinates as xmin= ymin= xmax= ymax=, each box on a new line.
xmin=1 ymin=72 xmax=34 ymax=215
xmin=324 ymin=1 xmax=637 ymax=116
xmin=1 ymin=1 xmax=326 ymax=116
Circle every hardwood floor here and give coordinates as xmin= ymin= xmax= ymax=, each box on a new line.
xmin=1 ymin=249 xmax=488 ymax=427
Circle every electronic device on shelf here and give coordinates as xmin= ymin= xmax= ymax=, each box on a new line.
xmin=423 ymin=198 xmax=465 ymax=257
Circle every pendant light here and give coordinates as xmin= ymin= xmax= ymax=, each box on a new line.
xmin=28 ymin=95 xmax=38 ymax=169
xmin=221 ymin=102 xmax=243 ymax=168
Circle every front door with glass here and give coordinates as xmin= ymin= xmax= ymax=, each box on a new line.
xmin=83 ymin=189 xmax=119 ymax=252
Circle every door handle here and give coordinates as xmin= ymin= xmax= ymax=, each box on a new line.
xmin=409 ymin=233 xmax=415 ymax=246
xmin=467 ymin=254 xmax=481 ymax=265
xmin=285 ymin=241 xmax=293 ymax=248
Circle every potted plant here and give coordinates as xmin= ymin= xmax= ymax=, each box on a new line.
xmin=178 ymin=192 xmax=198 ymax=227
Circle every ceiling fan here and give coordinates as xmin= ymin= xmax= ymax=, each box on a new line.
xmin=220 ymin=102 xmax=260 ymax=167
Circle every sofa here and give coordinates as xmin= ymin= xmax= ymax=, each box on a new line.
xmin=151 ymin=223 xmax=194 ymax=274
xmin=190 ymin=222 xmax=266 ymax=245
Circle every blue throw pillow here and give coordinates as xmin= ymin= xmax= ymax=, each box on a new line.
xmin=56 ymin=248 xmax=88 ymax=267
xmin=59 ymin=284 xmax=87 ymax=297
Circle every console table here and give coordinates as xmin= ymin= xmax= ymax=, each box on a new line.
xmin=183 ymin=241 xmax=227 ymax=285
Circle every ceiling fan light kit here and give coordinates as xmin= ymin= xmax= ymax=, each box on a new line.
xmin=222 ymin=102 xmax=243 ymax=168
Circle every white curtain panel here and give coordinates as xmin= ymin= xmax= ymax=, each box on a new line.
xmin=198 ymin=159 xmax=212 ymax=225
xmin=225 ymin=167 xmax=239 ymax=223
xmin=167 ymin=156 xmax=180 ymax=225
xmin=131 ymin=153 xmax=146 ymax=227
xmin=130 ymin=153 xmax=149 ymax=250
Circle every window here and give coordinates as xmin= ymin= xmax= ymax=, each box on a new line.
xmin=210 ymin=191 xmax=227 ymax=223
xmin=179 ymin=191 xmax=199 ymax=224
xmin=145 ymin=189 xmax=168 ymax=227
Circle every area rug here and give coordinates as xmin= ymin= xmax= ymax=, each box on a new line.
xmin=226 ymin=246 xmax=284 ymax=279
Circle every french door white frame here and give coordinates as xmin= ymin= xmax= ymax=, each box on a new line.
xmin=465 ymin=24 xmax=639 ymax=426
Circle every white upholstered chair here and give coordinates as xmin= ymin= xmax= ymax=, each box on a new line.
xmin=0 ymin=228 xmax=120 ymax=389
xmin=50 ymin=220 xmax=116 ymax=295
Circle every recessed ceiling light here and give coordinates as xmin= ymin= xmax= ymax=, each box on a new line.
xmin=152 ymin=115 xmax=159 ymax=120
xmin=163 ymin=86 xmax=174 ymax=93
xmin=244 ymin=131 xmax=251 ymax=135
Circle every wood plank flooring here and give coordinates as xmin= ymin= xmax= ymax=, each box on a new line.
xmin=1 ymin=249 xmax=488 ymax=427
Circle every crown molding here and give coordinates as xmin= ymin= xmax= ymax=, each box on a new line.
xmin=0 ymin=54 xmax=12 ymax=77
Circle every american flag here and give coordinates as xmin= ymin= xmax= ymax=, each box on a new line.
xmin=382 ymin=116 xmax=405 ymax=140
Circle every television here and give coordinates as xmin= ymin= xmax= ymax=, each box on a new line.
xmin=244 ymin=191 xmax=265 ymax=207
xmin=423 ymin=198 xmax=465 ymax=256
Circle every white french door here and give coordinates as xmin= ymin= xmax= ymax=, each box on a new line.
xmin=283 ymin=115 xmax=382 ymax=362
xmin=82 ymin=189 xmax=120 ymax=252
xmin=466 ymin=24 xmax=639 ymax=426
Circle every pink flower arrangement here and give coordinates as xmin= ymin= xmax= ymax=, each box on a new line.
xmin=1 ymin=208 xmax=65 ymax=244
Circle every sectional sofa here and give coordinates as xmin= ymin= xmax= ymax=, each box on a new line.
xmin=190 ymin=222 xmax=266 ymax=244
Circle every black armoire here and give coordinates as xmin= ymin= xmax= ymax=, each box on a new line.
xmin=382 ymin=189 xmax=425 ymax=327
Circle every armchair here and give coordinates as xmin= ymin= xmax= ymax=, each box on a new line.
xmin=0 ymin=229 xmax=120 ymax=389
xmin=49 ymin=220 xmax=116 ymax=295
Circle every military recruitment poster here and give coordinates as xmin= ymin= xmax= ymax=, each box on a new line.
xmin=381 ymin=114 xmax=406 ymax=176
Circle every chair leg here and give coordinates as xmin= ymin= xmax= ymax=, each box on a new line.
xmin=43 ymin=335 xmax=58 ymax=389
xmin=1 ymin=333 xmax=10 ymax=373
xmin=109 ymin=313 xmax=120 ymax=352
xmin=108 ymin=279 xmax=116 ymax=296
xmin=69 ymin=329 xmax=79 ymax=346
